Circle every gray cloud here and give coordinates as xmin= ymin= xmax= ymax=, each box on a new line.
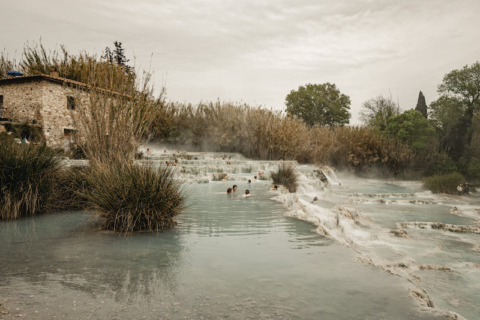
xmin=2 ymin=0 xmax=479 ymax=122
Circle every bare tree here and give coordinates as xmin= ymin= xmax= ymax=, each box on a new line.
xmin=359 ymin=94 xmax=400 ymax=131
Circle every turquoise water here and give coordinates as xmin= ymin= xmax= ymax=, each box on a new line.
xmin=2 ymin=148 xmax=480 ymax=319
xmin=0 ymin=182 xmax=444 ymax=320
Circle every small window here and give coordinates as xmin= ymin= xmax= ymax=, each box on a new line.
xmin=63 ymin=128 xmax=76 ymax=137
xmin=0 ymin=95 xmax=3 ymax=118
xmin=67 ymin=96 xmax=75 ymax=110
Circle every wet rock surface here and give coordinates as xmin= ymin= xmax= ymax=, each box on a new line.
xmin=345 ymin=198 xmax=437 ymax=205
xmin=411 ymin=289 xmax=435 ymax=308
xmin=390 ymin=229 xmax=409 ymax=238
xmin=399 ymin=222 xmax=480 ymax=234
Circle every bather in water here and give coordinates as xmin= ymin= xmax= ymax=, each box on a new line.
xmin=241 ymin=190 xmax=251 ymax=197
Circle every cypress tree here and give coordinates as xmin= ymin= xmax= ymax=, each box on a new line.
xmin=415 ymin=91 xmax=428 ymax=118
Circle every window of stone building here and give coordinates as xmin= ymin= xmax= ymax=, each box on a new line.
xmin=63 ymin=128 xmax=76 ymax=137
xmin=67 ymin=96 xmax=75 ymax=110
xmin=0 ymin=95 xmax=3 ymax=118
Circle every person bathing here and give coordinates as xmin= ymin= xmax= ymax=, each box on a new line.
xmin=241 ymin=190 xmax=251 ymax=197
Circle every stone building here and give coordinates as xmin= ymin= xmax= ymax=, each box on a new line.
xmin=0 ymin=73 xmax=90 ymax=148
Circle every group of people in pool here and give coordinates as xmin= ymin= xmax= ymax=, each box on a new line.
xmin=223 ymin=183 xmax=282 ymax=197
xmin=165 ymin=159 xmax=179 ymax=166
xmin=225 ymin=185 xmax=251 ymax=197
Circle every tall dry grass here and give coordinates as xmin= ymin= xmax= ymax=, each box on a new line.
xmin=79 ymin=160 xmax=186 ymax=232
xmin=0 ymin=134 xmax=62 ymax=220
xmin=0 ymin=51 xmax=18 ymax=79
xmin=149 ymin=101 xmax=422 ymax=175
xmin=0 ymin=42 xmax=135 ymax=91
xmin=271 ymin=162 xmax=299 ymax=192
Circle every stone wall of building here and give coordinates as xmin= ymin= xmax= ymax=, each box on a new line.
xmin=41 ymin=82 xmax=89 ymax=148
xmin=0 ymin=79 xmax=90 ymax=148
xmin=0 ymin=81 xmax=44 ymax=125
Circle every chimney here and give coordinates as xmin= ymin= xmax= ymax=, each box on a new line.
xmin=50 ymin=67 xmax=59 ymax=77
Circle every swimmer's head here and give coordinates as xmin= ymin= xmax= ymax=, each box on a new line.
xmin=233 ymin=185 xmax=237 ymax=191
xmin=254 ymin=176 xmax=257 ymax=179
xmin=245 ymin=190 xmax=250 ymax=195
xmin=248 ymin=180 xmax=251 ymax=183
xmin=274 ymin=185 xmax=278 ymax=190
xmin=227 ymin=188 xmax=232 ymax=194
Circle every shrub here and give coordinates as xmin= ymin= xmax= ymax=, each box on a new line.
xmin=80 ymin=160 xmax=187 ymax=233
xmin=46 ymin=167 xmax=89 ymax=212
xmin=271 ymin=163 xmax=299 ymax=193
xmin=3 ymin=121 xmax=45 ymax=142
xmin=466 ymin=157 xmax=480 ymax=180
xmin=0 ymin=134 xmax=61 ymax=220
xmin=68 ymin=144 xmax=88 ymax=159
xmin=424 ymin=172 xmax=465 ymax=194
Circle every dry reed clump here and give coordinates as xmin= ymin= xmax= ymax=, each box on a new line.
xmin=1 ymin=42 xmax=135 ymax=91
xmin=271 ymin=163 xmax=299 ymax=193
xmin=80 ymin=160 xmax=186 ymax=233
xmin=149 ymin=101 xmax=421 ymax=176
xmin=0 ymin=134 xmax=62 ymax=220
xmin=56 ymin=49 xmax=188 ymax=233
xmin=45 ymin=167 xmax=89 ymax=212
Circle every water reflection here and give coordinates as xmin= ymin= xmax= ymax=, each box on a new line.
xmin=0 ymin=213 xmax=186 ymax=305
xmin=0 ymin=183 xmax=447 ymax=319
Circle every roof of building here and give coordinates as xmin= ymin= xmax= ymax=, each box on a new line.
xmin=0 ymin=74 xmax=88 ymax=88
xmin=0 ymin=74 xmax=125 ymax=96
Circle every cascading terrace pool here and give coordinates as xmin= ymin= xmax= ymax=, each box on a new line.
xmin=0 ymin=146 xmax=479 ymax=320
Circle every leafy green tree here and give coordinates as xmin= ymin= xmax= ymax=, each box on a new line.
xmin=430 ymin=62 xmax=480 ymax=159
xmin=285 ymin=83 xmax=351 ymax=126
xmin=386 ymin=109 xmax=435 ymax=151
xmin=359 ymin=94 xmax=400 ymax=131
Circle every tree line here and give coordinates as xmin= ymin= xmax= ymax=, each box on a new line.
xmin=285 ymin=62 xmax=480 ymax=181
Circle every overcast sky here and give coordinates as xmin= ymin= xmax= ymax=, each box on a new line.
xmin=2 ymin=0 xmax=479 ymax=123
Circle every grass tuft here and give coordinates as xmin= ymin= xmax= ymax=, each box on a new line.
xmin=0 ymin=134 xmax=61 ymax=220
xmin=80 ymin=160 xmax=187 ymax=233
xmin=271 ymin=163 xmax=299 ymax=193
